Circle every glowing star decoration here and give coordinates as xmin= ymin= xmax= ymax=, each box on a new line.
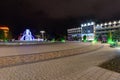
xmin=20 ymin=29 xmax=34 ymax=41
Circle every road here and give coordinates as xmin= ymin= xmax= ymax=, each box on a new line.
xmin=0 ymin=42 xmax=119 ymax=80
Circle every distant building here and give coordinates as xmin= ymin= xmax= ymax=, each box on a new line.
xmin=67 ymin=27 xmax=81 ymax=41
xmin=95 ymin=21 xmax=120 ymax=35
xmin=67 ymin=22 xmax=95 ymax=41
xmin=67 ymin=20 xmax=120 ymax=41
xmin=81 ymin=22 xmax=95 ymax=41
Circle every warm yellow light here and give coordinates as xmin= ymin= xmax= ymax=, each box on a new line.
xmin=0 ymin=26 xmax=9 ymax=38
xmin=0 ymin=27 xmax=9 ymax=30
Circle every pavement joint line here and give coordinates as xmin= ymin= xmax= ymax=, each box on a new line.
xmin=77 ymin=67 xmax=101 ymax=80
xmin=105 ymin=72 xmax=113 ymax=80
xmin=105 ymin=70 xmax=120 ymax=80
xmin=85 ymin=67 xmax=101 ymax=78
xmin=56 ymin=66 xmax=120 ymax=80
xmin=87 ymin=67 xmax=105 ymax=80
xmin=96 ymin=68 xmax=108 ymax=80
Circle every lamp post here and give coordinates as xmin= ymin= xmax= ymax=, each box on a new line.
xmin=40 ymin=31 xmax=45 ymax=40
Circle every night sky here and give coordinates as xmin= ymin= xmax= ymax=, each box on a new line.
xmin=0 ymin=0 xmax=120 ymax=39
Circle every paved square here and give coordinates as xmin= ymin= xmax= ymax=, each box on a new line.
xmin=0 ymin=42 xmax=119 ymax=80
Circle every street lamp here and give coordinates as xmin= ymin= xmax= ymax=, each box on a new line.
xmin=81 ymin=24 xmax=84 ymax=27
xmin=100 ymin=24 xmax=103 ymax=26
xmin=87 ymin=23 xmax=90 ymax=26
xmin=84 ymin=24 xmax=87 ymax=26
xmin=40 ymin=30 xmax=45 ymax=40
xmin=91 ymin=22 xmax=95 ymax=25
xmin=104 ymin=23 xmax=107 ymax=26
xmin=113 ymin=21 xmax=117 ymax=26
xmin=108 ymin=22 xmax=112 ymax=26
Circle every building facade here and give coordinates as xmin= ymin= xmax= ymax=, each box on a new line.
xmin=81 ymin=22 xmax=95 ymax=41
xmin=67 ymin=20 xmax=120 ymax=41
xmin=67 ymin=27 xmax=81 ymax=41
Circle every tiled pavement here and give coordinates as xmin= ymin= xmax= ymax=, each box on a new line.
xmin=0 ymin=43 xmax=101 ymax=68
xmin=55 ymin=67 xmax=120 ymax=80
xmin=0 ymin=42 xmax=90 ymax=57
xmin=0 ymin=43 xmax=119 ymax=80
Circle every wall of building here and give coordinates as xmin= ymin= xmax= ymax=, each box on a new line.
xmin=67 ymin=20 xmax=120 ymax=41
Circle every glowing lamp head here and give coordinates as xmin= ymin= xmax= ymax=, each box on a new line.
xmin=108 ymin=22 xmax=112 ymax=25
xmin=84 ymin=24 xmax=87 ymax=26
xmin=104 ymin=23 xmax=107 ymax=26
xmin=97 ymin=24 xmax=99 ymax=26
xmin=88 ymin=23 xmax=91 ymax=26
xmin=100 ymin=24 xmax=103 ymax=26
xmin=118 ymin=20 xmax=120 ymax=24
xmin=113 ymin=21 xmax=117 ymax=25
xmin=81 ymin=24 xmax=84 ymax=27
xmin=40 ymin=31 xmax=45 ymax=34
xmin=91 ymin=22 xmax=95 ymax=25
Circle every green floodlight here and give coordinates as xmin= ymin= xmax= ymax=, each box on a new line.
xmin=83 ymin=39 xmax=87 ymax=42
xmin=107 ymin=38 xmax=113 ymax=44
xmin=92 ymin=40 xmax=97 ymax=44
xmin=92 ymin=39 xmax=98 ymax=44
xmin=92 ymin=35 xmax=98 ymax=44
xmin=107 ymin=31 xmax=113 ymax=44
xmin=61 ymin=39 xmax=66 ymax=43
xmin=51 ymin=39 xmax=55 ymax=42
xmin=4 ymin=39 xmax=8 ymax=42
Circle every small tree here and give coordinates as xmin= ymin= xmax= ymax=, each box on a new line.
xmin=83 ymin=35 xmax=87 ymax=42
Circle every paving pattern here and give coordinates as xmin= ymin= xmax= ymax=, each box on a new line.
xmin=0 ymin=43 xmax=102 ymax=68
xmin=0 ymin=42 xmax=90 ymax=57
xmin=0 ymin=42 xmax=119 ymax=80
